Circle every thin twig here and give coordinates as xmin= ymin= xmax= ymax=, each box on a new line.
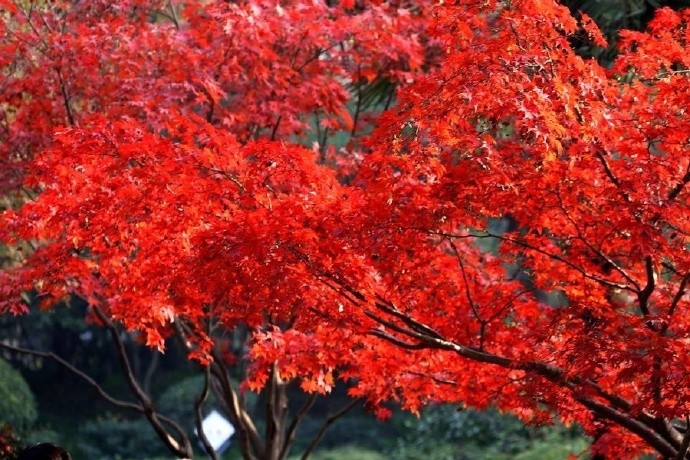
xmin=300 ymin=399 xmax=362 ymax=460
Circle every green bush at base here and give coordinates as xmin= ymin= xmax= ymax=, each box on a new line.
xmin=0 ymin=359 xmax=37 ymax=438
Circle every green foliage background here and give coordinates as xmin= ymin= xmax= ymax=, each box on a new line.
xmin=0 ymin=359 xmax=37 ymax=438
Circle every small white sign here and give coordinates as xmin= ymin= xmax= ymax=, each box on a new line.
xmin=198 ymin=409 xmax=235 ymax=454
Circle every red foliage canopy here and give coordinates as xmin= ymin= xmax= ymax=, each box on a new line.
xmin=4 ymin=0 xmax=690 ymax=458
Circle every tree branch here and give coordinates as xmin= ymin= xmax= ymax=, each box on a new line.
xmin=668 ymin=162 xmax=690 ymax=201
xmin=195 ymin=365 xmax=219 ymax=460
xmin=299 ymin=399 xmax=362 ymax=460
xmin=418 ymin=228 xmax=634 ymax=292
xmin=578 ymin=394 xmax=678 ymax=458
xmin=675 ymin=417 xmax=690 ymax=460
xmin=209 ymin=351 xmax=264 ymax=460
xmin=595 ymin=150 xmax=631 ymax=204
xmin=173 ymin=319 xmax=262 ymax=460
xmin=55 ymin=67 xmax=75 ymax=126
xmin=265 ymin=363 xmax=288 ymax=460
xmin=0 ymin=340 xmax=190 ymax=455
xmin=93 ymin=307 xmax=192 ymax=458
xmin=167 ymin=0 xmax=180 ymax=30
xmin=663 ymin=273 xmax=690 ymax=335
xmin=280 ymin=393 xmax=318 ymax=460
xmin=447 ymin=239 xmax=482 ymax=323
xmin=555 ymin=188 xmax=641 ymax=290
xmin=0 ymin=341 xmax=141 ymax=412
xmin=637 ymin=256 xmax=656 ymax=317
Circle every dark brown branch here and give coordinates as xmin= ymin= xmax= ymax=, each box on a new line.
xmin=350 ymin=71 xmax=363 ymax=139
xmin=486 ymin=288 xmax=535 ymax=323
xmin=280 ymin=394 xmax=318 ymax=460
xmin=208 ymin=369 xmax=260 ymax=460
xmin=668 ymin=163 xmax=690 ymax=201
xmin=373 ymin=296 xmax=444 ymax=340
xmin=319 ymin=278 xmax=364 ymax=308
xmin=198 ymin=85 xmax=216 ymax=123
xmin=675 ymin=417 xmax=690 ymax=460
xmin=293 ymin=239 xmax=680 ymax=456
xmin=270 ymin=116 xmax=282 ymax=141
xmin=404 ymin=370 xmax=457 ymax=386
xmin=0 ymin=341 xmax=189 ymax=453
xmin=638 ymin=256 xmax=656 ymax=317
xmin=290 ymin=247 xmax=366 ymax=302
xmin=0 ymin=341 xmax=141 ymax=412
xmin=555 ymin=188 xmax=640 ymax=290
xmin=167 ymin=0 xmax=180 ymax=29
xmin=368 ymin=298 xmax=682 ymax=454
xmin=368 ymin=328 xmax=428 ymax=350
xmin=419 ymin=228 xmax=634 ymax=292
xmin=383 ymin=84 xmax=396 ymax=111
xmin=447 ymin=239 xmax=482 ymax=322
xmin=93 ymin=307 xmax=192 ymax=458
xmin=55 ymin=67 xmax=75 ymax=126
xmin=300 ymin=399 xmax=362 ymax=460
xmin=173 ymin=319 xmax=262 ymax=460
xmin=195 ymin=365 xmax=219 ymax=460
xmin=576 ymin=395 xmax=678 ymax=458
xmin=143 ymin=350 xmax=160 ymax=395
xmin=663 ymin=274 xmax=690 ymax=336
xmin=209 ymin=350 xmax=264 ymax=460
xmin=595 ymin=150 xmax=631 ymax=203
xmin=265 ymin=363 xmax=288 ymax=460
xmin=364 ymin=309 xmax=424 ymax=340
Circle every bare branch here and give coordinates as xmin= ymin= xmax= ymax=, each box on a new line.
xmin=300 ymin=399 xmax=362 ymax=460
xmin=270 ymin=116 xmax=282 ymax=141
xmin=404 ymin=370 xmax=457 ymax=386
xmin=143 ymin=350 xmax=160 ymax=395
xmin=0 ymin=341 xmax=189 ymax=453
xmin=373 ymin=296 xmax=444 ymax=340
xmin=265 ymin=363 xmax=288 ymax=460
xmin=211 ymin=350 xmax=264 ymax=459
xmin=350 ymin=68 xmax=363 ymax=139
xmin=93 ymin=307 xmax=192 ymax=458
xmin=0 ymin=341 xmax=141 ymax=412
xmin=173 ymin=319 xmax=262 ymax=460
xmin=280 ymin=394 xmax=318 ymax=460
xmin=195 ymin=365 xmax=219 ymax=460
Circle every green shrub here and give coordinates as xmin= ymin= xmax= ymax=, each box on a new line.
xmin=291 ymin=446 xmax=387 ymax=460
xmin=0 ymin=359 xmax=37 ymax=437
xmin=76 ymin=415 xmax=166 ymax=460
xmin=390 ymin=405 xmax=589 ymax=460
xmin=156 ymin=374 xmax=217 ymax=433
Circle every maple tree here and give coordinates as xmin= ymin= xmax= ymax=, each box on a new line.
xmin=4 ymin=0 xmax=690 ymax=459
xmin=0 ymin=0 xmax=428 ymax=459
